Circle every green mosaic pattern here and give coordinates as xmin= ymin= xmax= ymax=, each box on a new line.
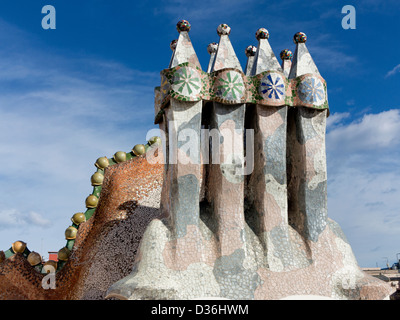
xmin=156 ymin=63 xmax=329 ymax=124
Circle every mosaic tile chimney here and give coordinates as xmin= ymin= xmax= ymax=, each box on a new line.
xmin=106 ymin=21 xmax=394 ymax=300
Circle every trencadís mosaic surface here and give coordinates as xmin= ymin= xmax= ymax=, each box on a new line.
xmin=0 ymin=20 xmax=394 ymax=301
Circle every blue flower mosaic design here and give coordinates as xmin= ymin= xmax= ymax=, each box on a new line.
xmin=297 ymin=76 xmax=325 ymax=106
xmin=260 ymin=73 xmax=285 ymax=101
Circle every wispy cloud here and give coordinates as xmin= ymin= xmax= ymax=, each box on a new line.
xmin=327 ymin=109 xmax=400 ymax=153
xmin=326 ymin=109 xmax=400 ymax=267
xmin=326 ymin=111 xmax=351 ymax=130
xmin=346 ymin=99 xmax=355 ymax=106
xmin=0 ymin=20 xmax=158 ymax=254
xmin=0 ymin=209 xmax=52 ymax=230
xmin=307 ymin=34 xmax=357 ymax=73
xmin=385 ymin=64 xmax=400 ymax=78
xmin=0 ymin=4 xmax=398 ymax=269
xmin=155 ymin=0 xmax=260 ymax=22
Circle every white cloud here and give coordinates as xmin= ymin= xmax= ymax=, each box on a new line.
xmin=0 ymin=209 xmax=51 ymax=229
xmin=326 ymin=109 xmax=400 ymax=267
xmin=306 ymin=34 xmax=357 ymax=73
xmin=0 ymin=13 xmax=397 ymax=270
xmin=326 ymin=109 xmax=400 ymax=154
xmin=0 ymin=209 xmax=21 ymax=227
xmin=385 ymin=64 xmax=400 ymax=78
xmin=26 ymin=211 xmax=53 ymax=228
xmin=326 ymin=111 xmax=350 ymax=130
xmin=0 ymin=20 xmax=159 ymax=255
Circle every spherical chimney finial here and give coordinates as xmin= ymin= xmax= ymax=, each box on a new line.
xmin=280 ymin=49 xmax=293 ymax=60
xmin=207 ymin=42 xmax=218 ymax=54
xmin=217 ymin=24 xmax=231 ymax=36
xmin=245 ymin=45 xmax=257 ymax=57
xmin=255 ymin=28 xmax=269 ymax=40
xmin=176 ymin=20 xmax=191 ymax=33
xmin=293 ymin=32 xmax=307 ymax=44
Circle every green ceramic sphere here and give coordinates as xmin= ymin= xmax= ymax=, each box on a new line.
xmin=58 ymin=247 xmax=71 ymax=261
xmin=71 ymin=212 xmax=86 ymax=225
xmin=95 ymin=157 xmax=109 ymax=169
xmin=148 ymin=136 xmax=162 ymax=145
xmin=132 ymin=144 xmax=146 ymax=156
xmin=85 ymin=194 xmax=99 ymax=208
xmin=12 ymin=241 xmax=27 ymax=254
xmin=65 ymin=226 xmax=78 ymax=240
xmin=114 ymin=151 xmax=127 ymax=163
xmin=27 ymin=252 xmax=42 ymax=266
xmin=91 ymin=172 xmax=104 ymax=186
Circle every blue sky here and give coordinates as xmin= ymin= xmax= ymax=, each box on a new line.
xmin=0 ymin=0 xmax=399 ymax=268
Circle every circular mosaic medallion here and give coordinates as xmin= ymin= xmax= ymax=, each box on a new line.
xmin=259 ymin=72 xmax=286 ymax=102
xmin=297 ymin=76 xmax=326 ymax=106
xmin=171 ymin=66 xmax=201 ymax=98
xmin=214 ymin=70 xmax=245 ymax=102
